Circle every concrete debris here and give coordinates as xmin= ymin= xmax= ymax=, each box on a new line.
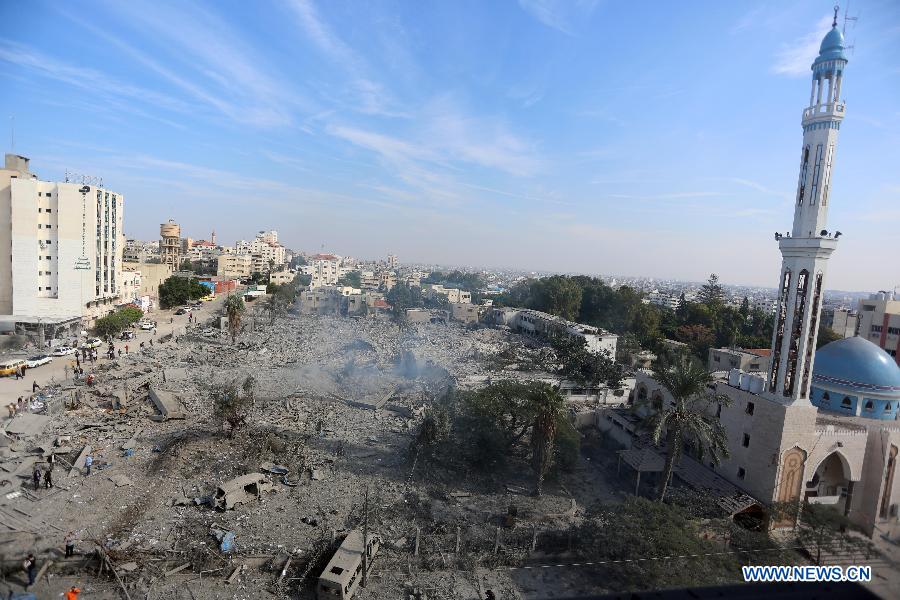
xmin=108 ymin=474 xmax=134 ymax=487
xmin=4 ymin=413 xmax=51 ymax=437
xmin=213 ymin=473 xmax=274 ymax=510
xmin=149 ymin=387 xmax=186 ymax=420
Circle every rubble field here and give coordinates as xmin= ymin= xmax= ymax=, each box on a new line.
xmin=0 ymin=310 xmax=623 ymax=599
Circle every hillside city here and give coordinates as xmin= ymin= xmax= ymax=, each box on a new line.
xmin=1 ymin=3 xmax=899 ymax=600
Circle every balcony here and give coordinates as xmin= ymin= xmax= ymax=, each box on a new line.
xmin=802 ymin=102 xmax=845 ymax=122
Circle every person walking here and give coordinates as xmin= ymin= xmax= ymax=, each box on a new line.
xmin=64 ymin=531 xmax=76 ymax=558
xmin=32 ymin=380 xmax=39 ymax=393
xmin=44 ymin=467 xmax=53 ymax=489
xmin=23 ymin=553 xmax=36 ymax=588
xmin=6 ymin=404 xmax=14 ymax=419
xmin=64 ymin=364 xmax=70 ymax=379
xmin=125 ymin=344 xmax=129 ymax=355
xmin=14 ymin=366 xmax=20 ymax=380
xmin=32 ymin=466 xmax=41 ymax=490
xmin=84 ymin=453 xmax=93 ymax=476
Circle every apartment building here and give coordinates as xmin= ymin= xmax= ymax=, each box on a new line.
xmin=707 ymin=347 xmax=771 ymax=373
xmin=0 ymin=154 xmax=125 ymax=333
xmin=857 ymin=291 xmax=900 ymax=363
xmin=303 ymin=253 xmax=345 ymax=287
xmin=423 ymin=284 xmax=471 ymax=304
xmin=217 ymin=254 xmax=252 ymax=279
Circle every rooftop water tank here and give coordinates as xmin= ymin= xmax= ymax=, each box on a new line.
xmin=728 ymin=369 xmax=741 ymax=387
xmin=740 ymin=375 xmax=752 ymax=391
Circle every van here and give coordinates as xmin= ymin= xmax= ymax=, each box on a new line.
xmin=0 ymin=359 xmax=27 ymax=377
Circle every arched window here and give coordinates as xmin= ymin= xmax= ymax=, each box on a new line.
xmin=822 ymin=391 xmax=830 ymax=402
xmin=841 ymin=397 xmax=852 ymax=407
xmin=864 ymin=400 xmax=874 ymax=411
xmin=885 ymin=403 xmax=893 ymax=413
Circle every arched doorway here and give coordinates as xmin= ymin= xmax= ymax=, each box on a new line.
xmin=880 ymin=446 xmax=898 ymax=520
xmin=806 ymin=451 xmax=852 ymax=514
xmin=774 ymin=447 xmax=806 ymax=527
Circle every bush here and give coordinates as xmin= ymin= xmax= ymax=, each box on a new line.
xmin=93 ymin=306 xmax=144 ymax=338
xmin=159 ymin=276 xmax=208 ymax=309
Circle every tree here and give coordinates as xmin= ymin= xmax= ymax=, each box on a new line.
xmin=553 ymin=335 xmax=623 ymax=388
xmin=816 ymin=323 xmax=842 ymax=348
xmin=675 ymin=323 xmax=715 ymax=357
xmin=93 ymin=306 xmax=144 ymax=339
xmin=530 ymin=384 xmax=564 ymax=496
xmin=794 ymin=503 xmax=873 ymax=565
xmin=384 ymin=283 xmax=423 ymax=318
xmin=739 ymin=297 xmax=750 ymax=318
xmin=697 ymin=274 xmax=725 ymax=309
xmin=158 ymin=276 xmax=208 ymax=308
xmin=641 ymin=357 xmax=731 ymax=501
xmin=408 ymin=405 xmax=451 ymax=473
xmin=212 ymin=375 xmax=257 ymax=437
xmin=180 ymin=258 xmax=194 ymax=272
xmin=337 ymin=270 xmax=362 ymax=288
xmin=262 ymin=293 xmax=289 ymax=325
xmin=530 ymin=276 xmax=582 ymax=321
xmin=224 ymin=294 xmax=245 ymax=344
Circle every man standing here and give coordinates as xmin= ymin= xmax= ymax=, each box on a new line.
xmin=44 ymin=466 xmax=53 ymax=489
xmin=84 ymin=454 xmax=93 ymax=476
xmin=64 ymin=531 xmax=76 ymax=558
xmin=32 ymin=380 xmax=39 ymax=393
xmin=23 ymin=553 xmax=36 ymax=588
xmin=65 ymin=586 xmax=81 ymax=600
xmin=32 ymin=465 xmax=41 ymax=490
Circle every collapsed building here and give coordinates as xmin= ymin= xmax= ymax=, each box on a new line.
xmin=487 ymin=307 xmax=618 ymax=356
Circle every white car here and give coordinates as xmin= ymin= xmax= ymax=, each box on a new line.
xmin=80 ymin=338 xmax=103 ymax=349
xmin=26 ymin=355 xmax=52 ymax=368
xmin=139 ymin=321 xmax=156 ymax=330
xmin=52 ymin=346 xmax=77 ymax=356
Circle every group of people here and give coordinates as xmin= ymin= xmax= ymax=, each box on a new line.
xmin=22 ymin=546 xmax=81 ymax=597
xmin=32 ymin=460 xmax=54 ymax=490
xmin=6 ymin=396 xmax=31 ymax=419
xmin=11 ymin=365 xmax=26 ymax=379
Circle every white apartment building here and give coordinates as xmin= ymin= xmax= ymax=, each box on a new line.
xmin=0 ymin=154 xmax=125 ymax=332
xmin=234 ymin=230 xmax=286 ymax=269
xmin=645 ymin=290 xmax=681 ymax=310
xmin=303 ymin=253 xmax=347 ymax=288
xmin=423 ymin=284 xmax=471 ymax=304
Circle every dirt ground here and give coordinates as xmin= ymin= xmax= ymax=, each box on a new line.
xmin=0 ymin=303 xmax=621 ymax=599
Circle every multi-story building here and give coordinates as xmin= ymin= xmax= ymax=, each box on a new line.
xmin=488 ymin=307 xmax=618 ymax=356
xmin=128 ymin=262 xmax=173 ymax=305
xmin=304 ymin=253 xmax=343 ymax=287
xmin=856 ymin=291 xmax=900 ymax=363
xmin=160 ymin=219 xmax=181 ymax=269
xmin=217 ymin=254 xmax=252 ymax=279
xmin=0 ymin=154 xmax=125 ymax=334
xmin=645 ymin=290 xmax=681 ymax=310
xmin=707 ymin=347 xmax=771 ymax=374
xmin=123 ymin=238 xmax=159 ymax=263
xmin=830 ymin=306 xmax=859 ymax=338
xmin=423 ymin=284 xmax=471 ymax=304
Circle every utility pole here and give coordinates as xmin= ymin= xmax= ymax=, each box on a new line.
xmin=362 ymin=486 xmax=369 ymax=588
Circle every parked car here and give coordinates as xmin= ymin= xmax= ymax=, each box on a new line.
xmin=0 ymin=359 xmax=27 ymax=377
xmin=174 ymin=308 xmax=188 ymax=315
xmin=25 ymin=355 xmax=52 ymax=368
xmin=191 ymin=301 xmax=203 ymax=308
xmin=139 ymin=321 xmax=156 ymax=330
xmin=51 ymin=346 xmax=77 ymax=356
xmin=80 ymin=338 xmax=102 ymax=349
xmin=120 ymin=331 xmax=135 ymax=341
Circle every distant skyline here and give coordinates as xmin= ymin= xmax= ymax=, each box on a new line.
xmin=1 ymin=0 xmax=898 ymax=292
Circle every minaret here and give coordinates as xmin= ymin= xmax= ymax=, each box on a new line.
xmin=768 ymin=9 xmax=848 ymax=404
xmin=211 ymin=229 xmax=216 ymax=245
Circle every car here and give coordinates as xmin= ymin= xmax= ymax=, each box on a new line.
xmin=0 ymin=359 xmax=27 ymax=377
xmin=51 ymin=346 xmax=77 ymax=356
xmin=175 ymin=308 xmax=188 ymax=315
xmin=80 ymin=338 xmax=102 ymax=349
xmin=25 ymin=355 xmax=52 ymax=368
xmin=191 ymin=301 xmax=203 ymax=307
xmin=139 ymin=321 xmax=156 ymax=330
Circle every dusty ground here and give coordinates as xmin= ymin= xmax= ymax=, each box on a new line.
xmin=0 ymin=303 xmax=619 ymax=599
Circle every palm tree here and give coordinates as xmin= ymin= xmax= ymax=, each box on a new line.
xmin=641 ymin=357 xmax=731 ymax=502
xmin=223 ymin=294 xmax=245 ymax=344
xmin=529 ymin=384 xmax=565 ymax=497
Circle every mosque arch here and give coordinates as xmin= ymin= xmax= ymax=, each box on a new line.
xmin=880 ymin=446 xmax=898 ymax=520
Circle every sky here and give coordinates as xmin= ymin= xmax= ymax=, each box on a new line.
xmin=1 ymin=0 xmax=898 ymax=292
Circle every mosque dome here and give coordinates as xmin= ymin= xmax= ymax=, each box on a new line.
xmin=811 ymin=337 xmax=900 ymax=420
xmin=814 ymin=26 xmax=848 ymax=65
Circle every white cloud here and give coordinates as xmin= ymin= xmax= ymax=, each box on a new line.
xmin=772 ymin=15 xmax=834 ymax=76
xmin=518 ymin=0 xmax=599 ymax=35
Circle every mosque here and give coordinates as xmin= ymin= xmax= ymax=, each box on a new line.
xmin=633 ymin=12 xmax=900 ymax=538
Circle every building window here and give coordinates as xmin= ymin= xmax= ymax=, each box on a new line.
xmin=37 ymin=208 xmax=42 ymax=213
xmin=864 ymin=401 xmax=874 ymax=411
xmin=46 ymin=208 xmax=51 ymax=213
xmin=872 ymin=325 xmax=883 ymax=333
xmin=886 ymin=403 xmax=893 ymax=413
xmin=46 ymin=256 xmax=51 ymax=260
xmin=45 ymin=240 xmax=51 ymax=244
xmin=37 ymin=224 xmax=41 ymax=229
xmin=716 ymin=403 xmax=722 ymax=417
xmin=46 ymin=224 xmax=51 ymax=229
xmin=888 ymin=327 xmax=900 ymax=336
xmin=841 ymin=397 xmax=852 ymax=408
xmin=746 ymin=402 xmax=755 ymax=415
xmin=822 ymin=391 xmax=830 ymax=402
xmin=737 ymin=467 xmax=746 ymax=480
xmin=742 ymin=434 xmax=750 ymax=447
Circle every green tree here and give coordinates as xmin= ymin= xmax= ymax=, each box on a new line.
xmin=337 ymin=270 xmax=362 ymax=288
xmin=794 ymin=503 xmax=874 ymax=565
xmin=93 ymin=306 xmax=144 ymax=338
xmin=530 ymin=275 xmax=583 ymax=321
xmin=641 ymin=357 xmax=731 ymax=501
xmin=262 ymin=293 xmax=289 ymax=325
xmin=553 ymin=335 xmax=623 ymax=388
xmin=530 ymin=384 xmax=564 ymax=496
xmin=816 ymin=323 xmax=842 ymax=348
xmin=384 ymin=283 xmax=423 ymax=318
xmin=158 ymin=276 xmax=208 ymax=308
xmin=224 ymin=294 xmax=245 ymax=344
xmin=212 ymin=375 xmax=257 ymax=437
xmin=697 ymin=273 xmax=725 ymax=310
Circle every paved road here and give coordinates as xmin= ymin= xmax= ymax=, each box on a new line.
xmin=0 ymin=295 xmax=227 ymax=406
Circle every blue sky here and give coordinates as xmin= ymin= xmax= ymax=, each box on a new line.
xmin=1 ymin=0 xmax=898 ymax=291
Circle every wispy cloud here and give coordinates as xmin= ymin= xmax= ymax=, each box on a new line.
xmin=518 ymin=0 xmax=600 ymax=35
xmin=772 ymin=14 xmax=834 ymax=76
xmin=285 ymin=0 xmax=407 ymax=117
xmin=729 ymin=178 xmax=791 ymax=201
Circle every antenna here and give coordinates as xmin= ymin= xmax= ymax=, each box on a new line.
xmin=843 ymin=1 xmax=859 ymax=54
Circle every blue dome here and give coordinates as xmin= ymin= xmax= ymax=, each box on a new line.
xmin=813 ymin=337 xmax=900 ymax=393
xmin=814 ymin=26 xmax=848 ymax=66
